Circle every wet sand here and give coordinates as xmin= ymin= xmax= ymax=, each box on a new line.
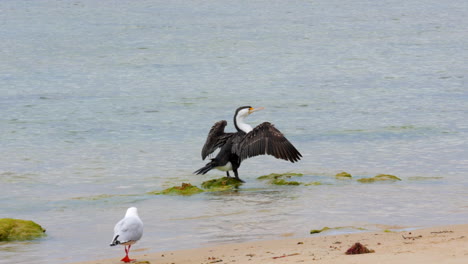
xmin=73 ymin=224 xmax=468 ymax=264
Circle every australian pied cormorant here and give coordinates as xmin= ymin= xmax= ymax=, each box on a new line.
xmin=194 ymin=106 xmax=302 ymax=182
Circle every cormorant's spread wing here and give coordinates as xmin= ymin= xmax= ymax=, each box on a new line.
xmin=235 ymin=122 xmax=302 ymax=162
xmin=201 ymin=120 xmax=234 ymax=160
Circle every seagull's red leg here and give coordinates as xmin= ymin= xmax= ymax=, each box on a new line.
xmin=120 ymin=245 xmax=131 ymax=262
xmin=120 ymin=245 xmax=135 ymax=262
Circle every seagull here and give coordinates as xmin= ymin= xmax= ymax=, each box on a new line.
xmin=110 ymin=207 xmax=144 ymax=263
xmin=194 ymin=106 xmax=302 ymax=182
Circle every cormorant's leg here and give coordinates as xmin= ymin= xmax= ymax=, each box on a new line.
xmin=233 ymin=169 xmax=245 ymax=183
xmin=226 ymin=171 xmax=231 ymax=178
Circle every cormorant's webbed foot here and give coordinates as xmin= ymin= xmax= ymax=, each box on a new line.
xmin=233 ymin=170 xmax=244 ymax=182
xmin=235 ymin=177 xmax=245 ymax=183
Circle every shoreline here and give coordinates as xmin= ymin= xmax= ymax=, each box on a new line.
xmin=73 ymin=223 xmax=468 ymax=264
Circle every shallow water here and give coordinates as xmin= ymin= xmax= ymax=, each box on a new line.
xmin=1 ymin=0 xmax=467 ymax=263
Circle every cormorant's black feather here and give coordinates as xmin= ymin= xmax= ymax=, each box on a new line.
xmin=195 ymin=107 xmax=302 ymax=182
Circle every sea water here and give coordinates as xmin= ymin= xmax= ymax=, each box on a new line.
xmin=0 ymin=0 xmax=467 ymax=263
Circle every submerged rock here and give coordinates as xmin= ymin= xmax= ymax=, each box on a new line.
xmin=335 ymin=172 xmax=352 ymax=179
xmin=304 ymin=181 xmax=323 ymax=186
xmin=201 ymin=177 xmax=243 ymax=191
xmin=257 ymin=172 xmax=304 ymax=179
xmin=407 ymin=176 xmax=443 ymax=181
xmin=0 ymin=218 xmax=46 ymax=241
xmin=357 ymin=174 xmax=401 ymax=183
xmin=257 ymin=173 xmax=304 ymax=185
xmin=150 ymin=183 xmax=204 ymax=196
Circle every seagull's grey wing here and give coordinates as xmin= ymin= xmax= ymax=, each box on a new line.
xmin=111 ymin=216 xmax=143 ymax=244
xmin=235 ymin=122 xmax=302 ymax=162
xmin=201 ymin=120 xmax=234 ymax=160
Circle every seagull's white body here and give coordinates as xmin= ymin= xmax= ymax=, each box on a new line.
xmin=110 ymin=207 xmax=143 ymax=262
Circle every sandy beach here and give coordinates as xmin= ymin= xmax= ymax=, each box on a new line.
xmin=74 ymin=224 xmax=468 ymax=264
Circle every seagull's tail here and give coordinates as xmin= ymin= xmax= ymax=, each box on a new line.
xmin=194 ymin=160 xmax=216 ymax=175
xmin=110 ymin=235 xmax=120 ymax=247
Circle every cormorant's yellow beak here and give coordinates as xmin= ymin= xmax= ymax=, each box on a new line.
xmin=248 ymin=107 xmax=264 ymax=114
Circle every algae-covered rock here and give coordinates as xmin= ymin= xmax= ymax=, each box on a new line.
xmin=335 ymin=172 xmax=352 ymax=179
xmin=151 ymin=183 xmax=204 ymax=196
xmin=0 ymin=218 xmax=46 ymax=241
xmin=257 ymin=173 xmax=304 ymax=186
xmin=201 ymin=177 xmax=243 ymax=191
xmin=257 ymin=172 xmax=303 ymax=180
xmin=271 ymin=179 xmax=301 ymax=185
xmin=357 ymin=174 xmax=401 ymax=183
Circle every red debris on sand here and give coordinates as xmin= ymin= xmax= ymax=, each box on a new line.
xmin=345 ymin=242 xmax=375 ymax=255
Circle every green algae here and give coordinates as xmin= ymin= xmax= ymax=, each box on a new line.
xmin=310 ymin=226 xmax=331 ymax=234
xmin=257 ymin=172 xmax=304 ymax=185
xmin=357 ymin=174 xmax=402 ymax=183
xmin=335 ymin=172 xmax=352 ymax=179
xmin=71 ymin=193 xmax=137 ymax=200
xmin=201 ymin=177 xmax=243 ymax=191
xmin=149 ymin=183 xmax=204 ymax=196
xmin=0 ymin=218 xmax=46 ymax=241
xmin=72 ymin=194 xmax=116 ymax=200
xmin=310 ymin=226 xmax=367 ymax=234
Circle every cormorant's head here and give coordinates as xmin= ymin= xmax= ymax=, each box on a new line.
xmin=235 ymin=106 xmax=264 ymax=119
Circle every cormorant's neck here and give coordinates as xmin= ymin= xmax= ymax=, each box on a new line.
xmin=234 ymin=114 xmax=253 ymax=133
